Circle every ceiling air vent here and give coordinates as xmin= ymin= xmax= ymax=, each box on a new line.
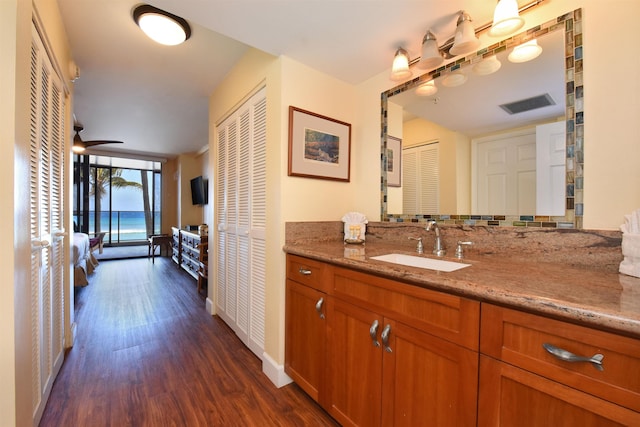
xmin=499 ymin=93 xmax=556 ymax=115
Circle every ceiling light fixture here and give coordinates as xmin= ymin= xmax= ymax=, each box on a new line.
xmin=133 ymin=4 xmax=191 ymax=46
xmin=489 ymin=0 xmax=525 ymax=37
xmin=508 ymin=39 xmax=543 ymax=63
xmin=449 ymin=11 xmax=480 ymax=56
xmin=390 ymin=47 xmax=412 ymax=81
xmin=418 ymin=31 xmax=444 ymax=70
xmin=416 ymin=80 xmax=438 ymax=96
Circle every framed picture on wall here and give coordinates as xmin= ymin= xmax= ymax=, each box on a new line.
xmin=386 ymin=136 xmax=402 ymax=187
xmin=288 ymin=106 xmax=351 ymax=182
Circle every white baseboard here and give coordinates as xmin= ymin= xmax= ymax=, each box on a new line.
xmin=262 ymin=352 xmax=293 ymax=388
xmin=66 ymin=322 xmax=77 ymax=348
xmin=205 ymin=297 xmax=214 ymax=315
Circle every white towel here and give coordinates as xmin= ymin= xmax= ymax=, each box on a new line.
xmin=620 ymin=209 xmax=640 ymax=278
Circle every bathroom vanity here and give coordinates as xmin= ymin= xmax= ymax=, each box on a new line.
xmin=284 ymin=239 xmax=640 ymax=426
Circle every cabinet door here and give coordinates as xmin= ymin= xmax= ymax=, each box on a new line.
xmin=328 ymin=298 xmax=384 ymax=427
xmin=382 ymin=320 xmax=478 ymax=427
xmin=478 ymin=355 xmax=640 ymax=426
xmin=285 ymin=280 xmax=327 ymax=402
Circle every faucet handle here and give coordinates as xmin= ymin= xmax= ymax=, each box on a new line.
xmin=408 ymin=237 xmax=424 ymax=254
xmin=454 ymin=241 xmax=473 ymax=259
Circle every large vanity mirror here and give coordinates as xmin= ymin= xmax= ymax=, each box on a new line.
xmin=381 ymin=9 xmax=583 ymax=229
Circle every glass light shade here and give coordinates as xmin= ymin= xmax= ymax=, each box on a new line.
xmin=489 ymin=0 xmax=525 ymax=37
xmin=449 ymin=12 xmax=480 ymax=56
xmin=390 ymin=47 xmax=412 ymax=81
xmin=417 ymin=31 xmax=443 ymax=70
xmin=72 ymin=144 xmax=86 ymax=153
xmin=416 ymin=80 xmax=438 ymax=96
xmin=441 ymin=71 xmax=467 ymax=87
xmin=137 ymin=13 xmax=188 ymax=45
xmin=472 ymin=55 xmax=502 ymax=76
xmin=508 ymin=39 xmax=543 ymax=63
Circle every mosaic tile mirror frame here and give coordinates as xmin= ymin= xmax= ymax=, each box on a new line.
xmin=380 ymin=9 xmax=583 ymax=229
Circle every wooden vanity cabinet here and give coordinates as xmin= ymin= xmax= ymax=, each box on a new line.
xmin=284 ymin=255 xmax=331 ymax=404
xmin=479 ymin=303 xmax=640 ymax=426
xmin=327 ymin=265 xmax=480 ymax=427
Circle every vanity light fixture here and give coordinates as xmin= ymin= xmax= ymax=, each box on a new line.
xmin=416 ymin=80 xmax=438 ymax=96
xmin=508 ymin=39 xmax=543 ymax=63
xmin=441 ymin=70 xmax=467 ymax=87
xmin=390 ymin=47 xmax=412 ymax=81
xmin=133 ymin=4 xmax=192 ymax=46
xmin=387 ymin=0 xmax=545 ymax=80
xmin=472 ymin=55 xmax=502 ymax=75
xmin=417 ymin=30 xmax=444 ymax=70
xmin=449 ymin=11 xmax=480 ymax=56
xmin=489 ymin=0 xmax=525 ymax=37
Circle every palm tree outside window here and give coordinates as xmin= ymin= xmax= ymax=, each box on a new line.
xmin=74 ymin=154 xmax=162 ymax=245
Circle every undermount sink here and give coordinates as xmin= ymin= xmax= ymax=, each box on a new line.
xmin=370 ymin=253 xmax=470 ymax=272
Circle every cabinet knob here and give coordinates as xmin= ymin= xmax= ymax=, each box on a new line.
xmin=542 ymin=343 xmax=604 ymax=371
xmin=369 ymin=320 xmax=381 ymax=347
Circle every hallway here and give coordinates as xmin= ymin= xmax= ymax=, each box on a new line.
xmin=40 ymin=258 xmax=338 ymax=426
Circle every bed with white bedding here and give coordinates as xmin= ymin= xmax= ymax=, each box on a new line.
xmin=73 ymin=232 xmax=98 ymax=286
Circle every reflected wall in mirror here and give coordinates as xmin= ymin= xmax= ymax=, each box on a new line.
xmin=381 ymin=9 xmax=583 ymax=229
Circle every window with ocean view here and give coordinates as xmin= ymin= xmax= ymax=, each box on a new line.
xmin=74 ymin=155 xmax=162 ymax=245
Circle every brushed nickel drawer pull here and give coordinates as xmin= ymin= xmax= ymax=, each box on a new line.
xmin=381 ymin=324 xmax=392 ymax=353
xmin=315 ymin=297 xmax=325 ymax=319
xmin=369 ymin=320 xmax=381 ymax=347
xmin=543 ymin=343 xmax=604 ymax=371
xmin=298 ymin=268 xmax=312 ymax=275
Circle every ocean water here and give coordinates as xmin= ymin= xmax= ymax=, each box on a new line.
xmin=88 ymin=211 xmax=160 ymax=242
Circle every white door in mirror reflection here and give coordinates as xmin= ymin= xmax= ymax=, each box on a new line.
xmin=536 ymin=121 xmax=566 ymax=216
xmin=473 ymin=124 xmax=566 ymax=216
xmin=473 ymin=129 xmax=536 ymax=215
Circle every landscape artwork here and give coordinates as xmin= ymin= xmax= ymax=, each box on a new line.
xmin=304 ymin=128 xmax=340 ymax=164
xmin=288 ymin=106 xmax=351 ymax=181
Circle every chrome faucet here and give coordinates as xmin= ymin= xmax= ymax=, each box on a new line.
xmin=426 ymin=220 xmax=446 ymax=257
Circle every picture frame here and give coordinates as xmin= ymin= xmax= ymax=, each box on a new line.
xmin=288 ymin=106 xmax=351 ymax=182
xmin=386 ymin=135 xmax=402 ymax=187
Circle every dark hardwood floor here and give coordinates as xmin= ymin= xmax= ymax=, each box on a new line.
xmin=40 ymin=257 xmax=339 ymax=426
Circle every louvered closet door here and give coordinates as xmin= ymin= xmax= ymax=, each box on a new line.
xmin=216 ymin=87 xmax=266 ymax=358
xmin=29 ymin=23 xmax=66 ymax=426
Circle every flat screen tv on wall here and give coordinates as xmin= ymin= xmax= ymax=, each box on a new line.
xmin=190 ymin=176 xmax=208 ymax=205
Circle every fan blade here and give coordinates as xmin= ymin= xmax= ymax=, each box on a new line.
xmin=83 ymin=140 xmax=124 ymax=147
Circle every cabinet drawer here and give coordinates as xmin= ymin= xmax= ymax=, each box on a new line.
xmin=332 ymin=265 xmax=480 ymax=350
xmin=286 ymin=255 xmax=331 ymax=293
xmin=481 ymin=303 xmax=640 ymax=412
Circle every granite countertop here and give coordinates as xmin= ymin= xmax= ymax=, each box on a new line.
xmin=283 ymin=240 xmax=640 ymax=339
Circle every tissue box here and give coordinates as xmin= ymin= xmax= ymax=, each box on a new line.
xmin=344 ymin=222 xmax=366 ymax=242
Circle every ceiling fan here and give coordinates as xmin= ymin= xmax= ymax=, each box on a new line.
xmin=72 ymin=123 xmax=124 ymax=153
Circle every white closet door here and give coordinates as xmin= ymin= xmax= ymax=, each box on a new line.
xmin=248 ymin=95 xmax=266 ymax=356
xmin=402 ymin=143 xmax=439 ymax=215
xmin=216 ymin=87 xmax=266 ymax=358
xmin=29 ymin=23 xmax=66 ymax=426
